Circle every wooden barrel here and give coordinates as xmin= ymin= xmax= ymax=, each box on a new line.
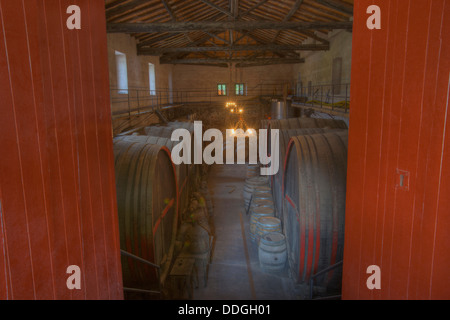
xmin=144 ymin=126 xmax=176 ymax=138
xmin=253 ymin=189 xmax=272 ymax=201
xmin=258 ymin=232 xmax=287 ymax=273
xmin=271 ymin=128 xmax=345 ymax=221
xmin=144 ymin=125 xmax=197 ymax=219
xmin=116 ymin=134 xmax=192 ymax=220
xmin=283 ymin=131 xmax=348 ymax=289
xmin=246 ymin=164 xmax=260 ymax=178
xmin=243 ymin=176 xmax=269 ymax=207
xmin=255 ymin=216 xmax=282 ymax=243
xmin=249 ymin=206 xmax=275 ymax=243
xmin=113 ymin=139 xmax=178 ymax=290
xmin=250 ymin=199 xmax=275 ymax=212
xmin=166 ymin=121 xmax=195 ymax=132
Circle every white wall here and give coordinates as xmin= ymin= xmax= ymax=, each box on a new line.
xmin=294 ymin=29 xmax=353 ymax=87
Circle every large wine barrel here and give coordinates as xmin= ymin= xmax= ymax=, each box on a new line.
xmin=113 ymin=139 xmax=179 ymax=291
xmin=144 ymin=126 xmax=178 ymax=138
xmin=270 ymin=128 xmax=331 ymax=220
xmin=145 ymin=124 xmax=200 ymax=191
xmin=265 ymin=119 xmax=347 ymax=176
xmin=166 ymin=121 xmax=195 ymax=132
xmin=116 ymin=134 xmax=192 ymax=220
xmin=283 ymin=131 xmax=348 ymax=290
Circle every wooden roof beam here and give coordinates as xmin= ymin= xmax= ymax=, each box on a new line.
xmin=315 ymin=0 xmax=353 ymax=16
xmin=161 ymin=0 xmax=176 ymax=21
xmin=271 ymin=0 xmax=304 ymax=42
xmin=199 ymin=0 xmax=233 ymax=17
xmin=160 ymin=57 xmax=305 ymax=64
xmin=236 ymin=60 xmax=305 ymax=67
xmin=237 ymin=0 xmax=269 ymax=19
xmin=138 ymin=44 xmax=329 ymax=55
xmin=107 ymin=20 xmax=354 ymax=33
xmin=106 ymin=0 xmax=150 ymax=20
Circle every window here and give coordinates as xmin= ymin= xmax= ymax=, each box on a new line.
xmin=115 ymin=51 xmax=128 ymax=94
xmin=235 ymin=83 xmax=246 ymax=96
xmin=149 ymin=63 xmax=156 ymax=95
xmin=218 ymin=84 xmax=227 ymax=96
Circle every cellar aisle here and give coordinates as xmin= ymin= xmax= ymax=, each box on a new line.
xmin=193 ymin=164 xmax=298 ymax=300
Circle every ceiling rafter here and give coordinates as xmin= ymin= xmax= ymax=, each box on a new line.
xmin=271 ymin=0 xmax=304 ymax=43
xmin=107 ymin=20 xmax=353 ymax=33
xmin=161 ymin=0 xmax=176 ymax=21
xmin=138 ymin=43 xmax=329 ymax=55
xmin=198 ymin=0 xmax=233 ymax=17
xmin=237 ymin=0 xmax=269 ymax=19
xmin=160 ymin=57 xmax=305 ymax=65
xmin=315 ymin=0 xmax=353 ymax=16
xmin=106 ymin=0 xmax=354 ymax=66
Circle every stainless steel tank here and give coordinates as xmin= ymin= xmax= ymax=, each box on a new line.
xmin=271 ymin=99 xmax=292 ymax=119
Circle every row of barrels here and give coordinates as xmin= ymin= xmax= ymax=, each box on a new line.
xmin=243 ymin=171 xmax=288 ymax=273
xmin=113 ymin=121 xmax=198 ymax=294
xmin=257 ymin=117 xmax=349 ymax=291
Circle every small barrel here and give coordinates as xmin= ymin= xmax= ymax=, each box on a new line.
xmin=258 ymin=232 xmax=287 ymax=273
xmin=252 ymin=189 xmax=273 ymax=202
xmin=246 ymin=164 xmax=260 ymax=178
xmin=243 ymin=176 xmax=269 ymax=207
xmin=249 ymin=206 xmax=275 ymax=243
xmin=250 ymin=199 xmax=275 ymax=211
xmin=253 ymin=186 xmax=271 ymax=193
xmin=255 ymin=216 xmax=282 ymax=243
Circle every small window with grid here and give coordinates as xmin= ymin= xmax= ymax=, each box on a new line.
xmin=235 ymin=83 xmax=246 ymax=96
xmin=218 ymin=84 xmax=227 ymax=96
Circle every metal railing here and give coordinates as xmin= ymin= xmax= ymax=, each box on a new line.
xmin=110 ymin=82 xmax=350 ymax=117
xmin=294 ymin=83 xmax=350 ymax=113
xmin=120 ymin=249 xmax=162 ymax=297
xmin=309 ymin=260 xmax=343 ymax=300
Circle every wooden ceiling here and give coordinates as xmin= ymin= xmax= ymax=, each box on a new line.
xmin=105 ymin=0 xmax=353 ymax=67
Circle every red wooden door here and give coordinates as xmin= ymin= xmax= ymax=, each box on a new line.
xmin=343 ymin=0 xmax=450 ymax=299
xmin=0 ymin=0 xmax=123 ymax=299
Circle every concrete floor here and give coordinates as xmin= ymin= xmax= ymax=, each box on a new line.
xmin=193 ymin=164 xmax=299 ymax=300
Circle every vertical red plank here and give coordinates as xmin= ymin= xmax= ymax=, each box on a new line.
xmin=390 ymin=0 xmax=431 ymax=299
xmin=358 ymin=0 xmax=390 ymax=300
xmin=37 ymin=0 xmax=85 ymax=300
xmin=373 ymin=0 xmax=398 ymax=300
xmin=0 ymin=189 xmax=10 ymax=300
xmin=428 ymin=0 xmax=450 ymax=298
xmin=406 ymin=0 xmax=444 ymax=300
xmin=0 ymin=4 xmax=16 ymax=301
xmin=87 ymin=0 xmax=123 ymax=299
xmin=60 ymin=0 xmax=89 ymax=298
xmin=76 ymin=0 xmax=107 ymax=299
xmin=0 ymin=0 xmax=53 ymax=299
xmin=342 ymin=0 xmax=373 ymax=299
xmin=432 ymin=79 xmax=450 ymax=298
